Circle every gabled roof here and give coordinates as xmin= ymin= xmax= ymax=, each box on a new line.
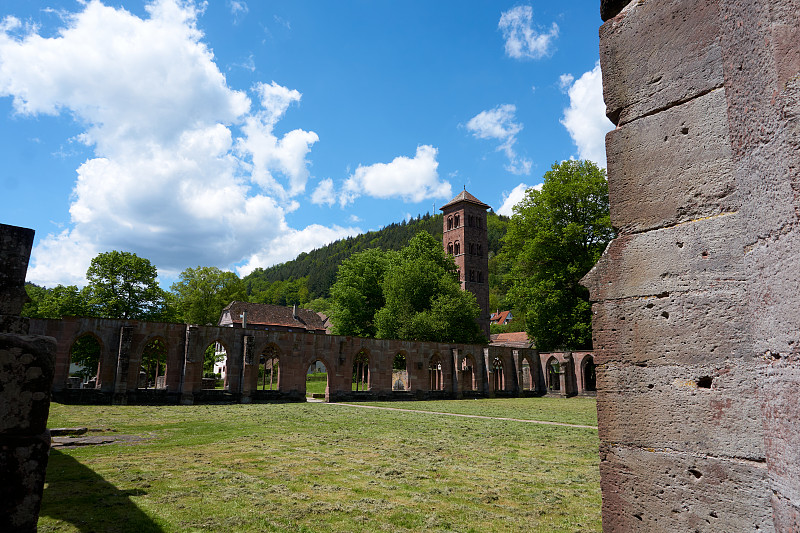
xmin=490 ymin=310 xmax=512 ymax=324
xmin=439 ymin=189 xmax=491 ymax=211
xmin=219 ymin=301 xmax=326 ymax=331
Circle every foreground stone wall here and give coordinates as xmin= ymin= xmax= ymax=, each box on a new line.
xmin=0 ymin=224 xmax=57 ymax=532
xmin=585 ymin=0 xmax=800 ymax=530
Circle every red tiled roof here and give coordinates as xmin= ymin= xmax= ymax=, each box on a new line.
xmin=219 ymin=301 xmax=326 ymax=331
xmin=439 ymin=189 xmax=491 ymax=210
xmin=490 ymin=331 xmax=534 ymax=348
xmin=490 ymin=310 xmax=512 ymax=324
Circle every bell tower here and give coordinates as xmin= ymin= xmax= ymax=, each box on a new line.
xmin=440 ymin=190 xmax=491 ymax=338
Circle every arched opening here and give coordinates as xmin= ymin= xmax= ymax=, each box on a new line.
xmin=392 ymin=352 xmax=409 ymax=391
xmin=454 ymin=241 xmax=460 ymax=255
xmin=429 ymin=354 xmax=444 ymax=391
xmin=454 ymin=214 xmax=460 ymax=227
xmin=67 ymin=333 xmax=101 ymax=389
xmin=447 ymin=216 xmax=453 ymax=230
xmin=259 ymin=344 xmax=280 ymax=390
xmin=492 ymin=356 xmax=505 ymax=391
xmin=582 ymin=356 xmax=596 ymax=392
xmin=139 ymin=337 xmax=167 ymax=389
xmin=547 ymin=358 xmax=561 ymax=392
xmin=307 ymin=359 xmax=328 ymax=398
xmin=447 ymin=242 xmax=453 ymax=255
xmin=203 ymin=340 xmax=227 ymax=390
xmin=352 ymin=349 xmax=369 ymax=391
xmin=521 ymin=357 xmax=534 ymax=391
xmin=461 ymin=354 xmax=476 ymax=391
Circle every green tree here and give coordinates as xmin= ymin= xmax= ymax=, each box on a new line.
xmin=171 ymin=266 xmax=246 ymax=325
xmin=85 ymin=251 xmax=168 ymax=320
xmin=22 ymin=283 xmax=93 ymax=319
xmin=374 ymin=232 xmax=483 ymax=344
xmin=329 ymin=248 xmax=396 ymax=337
xmin=503 ymin=159 xmax=614 ymax=350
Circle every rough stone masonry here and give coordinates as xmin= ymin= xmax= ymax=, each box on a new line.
xmin=584 ymin=0 xmax=800 ymax=531
xmin=0 ymin=224 xmax=57 ymax=533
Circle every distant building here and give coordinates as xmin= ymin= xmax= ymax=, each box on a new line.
xmin=490 ymin=331 xmax=534 ymax=349
xmin=218 ymin=301 xmax=327 ymax=334
xmin=490 ymin=310 xmax=513 ymax=326
xmin=440 ymin=190 xmax=491 ymax=338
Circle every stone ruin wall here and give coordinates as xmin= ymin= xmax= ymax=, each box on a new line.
xmin=0 ymin=224 xmax=57 ymax=533
xmin=584 ymin=0 xmax=800 ymax=530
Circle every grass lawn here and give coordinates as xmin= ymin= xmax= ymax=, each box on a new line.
xmin=40 ymin=398 xmax=600 ymax=532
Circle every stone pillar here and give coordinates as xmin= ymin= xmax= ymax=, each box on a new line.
xmin=240 ymin=335 xmax=255 ymax=403
xmin=584 ymin=0 xmax=800 ymax=530
xmin=0 ymin=223 xmax=57 ymax=533
xmin=112 ymin=326 xmax=133 ymax=405
xmin=180 ymin=325 xmax=202 ymax=405
xmin=450 ymin=348 xmax=462 ymax=399
xmin=482 ymin=347 xmax=494 ymax=397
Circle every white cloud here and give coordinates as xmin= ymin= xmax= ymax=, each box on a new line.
xmin=0 ymin=0 xmax=336 ymax=286
xmin=497 ymin=182 xmax=542 ymax=217
xmin=466 ymin=104 xmax=531 ymax=175
xmin=341 ymin=145 xmax=452 ymax=205
xmin=228 ymin=1 xmax=248 ymax=21
xmin=560 ymin=61 xmax=615 ymax=168
xmin=311 ymin=178 xmax=336 ymax=206
xmin=558 ymin=73 xmax=574 ymax=92
xmin=498 ymin=6 xmax=558 ymax=60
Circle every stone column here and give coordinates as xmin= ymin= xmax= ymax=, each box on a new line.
xmin=180 ymin=325 xmax=202 ymax=405
xmin=450 ymin=348 xmax=462 ymax=399
xmin=239 ymin=335 xmax=255 ymax=403
xmin=584 ymin=0 xmax=800 ymax=529
xmin=112 ymin=326 xmax=133 ymax=405
xmin=0 ymin=223 xmax=57 ymax=533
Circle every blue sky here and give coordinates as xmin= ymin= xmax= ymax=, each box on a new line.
xmin=0 ymin=0 xmax=612 ymax=288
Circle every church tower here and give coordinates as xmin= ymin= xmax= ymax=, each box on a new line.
xmin=440 ymin=190 xmax=491 ymax=338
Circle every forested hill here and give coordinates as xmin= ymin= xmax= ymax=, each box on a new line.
xmin=243 ymin=211 xmax=508 ymax=300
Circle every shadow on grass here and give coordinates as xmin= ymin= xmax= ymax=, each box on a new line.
xmin=39 ymin=449 xmax=164 ymax=532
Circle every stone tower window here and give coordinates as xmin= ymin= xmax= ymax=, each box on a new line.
xmin=477 ymin=244 xmax=482 ymax=256
xmin=447 ymin=216 xmax=453 ymax=230
xmin=454 ymin=241 xmax=460 ymax=255
xmin=447 ymin=242 xmax=453 ymax=255
xmin=454 ymin=214 xmax=460 ymax=227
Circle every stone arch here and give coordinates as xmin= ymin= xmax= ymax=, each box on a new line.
xmin=392 ymin=351 xmax=409 ymax=391
xmin=547 ymin=357 xmax=561 ymax=392
xmin=447 ymin=242 xmax=453 ymax=255
xmin=306 ymin=356 xmax=331 ymax=400
xmin=582 ymin=355 xmax=596 ymax=392
xmin=258 ymin=342 xmax=281 ymax=391
xmin=460 ymin=353 xmax=477 ymax=391
xmin=454 ymin=214 xmax=460 ymax=227
xmin=492 ymin=356 xmax=505 ymax=391
xmin=139 ymin=336 xmax=168 ymax=389
xmin=352 ymin=348 xmax=370 ymax=391
xmin=65 ymin=331 xmax=103 ymax=389
xmin=454 ymin=241 xmax=461 ymax=255
xmin=202 ymin=338 xmax=229 ymax=390
xmin=447 ymin=216 xmax=453 ymax=230
xmin=429 ymin=353 xmax=444 ymax=391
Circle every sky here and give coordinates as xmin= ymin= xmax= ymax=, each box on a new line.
xmin=0 ymin=0 xmax=613 ymax=288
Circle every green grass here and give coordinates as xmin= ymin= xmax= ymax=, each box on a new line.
xmin=306 ymin=372 xmax=328 ymax=396
xmin=40 ymin=398 xmax=600 ymax=532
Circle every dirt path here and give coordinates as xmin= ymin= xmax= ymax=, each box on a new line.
xmin=326 ymin=402 xmax=598 ymax=430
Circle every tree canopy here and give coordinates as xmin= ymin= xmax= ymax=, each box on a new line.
xmin=170 ymin=266 xmax=246 ymax=325
xmin=330 ymin=231 xmax=484 ymax=344
xmin=502 ymin=159 xmax=614 ymax=350
xmin=85 ymin=251 xmax=168 ymax=320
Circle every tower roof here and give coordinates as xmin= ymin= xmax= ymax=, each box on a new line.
xmin=439 ymin=190 xmax=491 ymax=211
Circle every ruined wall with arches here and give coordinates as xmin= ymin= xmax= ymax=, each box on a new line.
xmin=30 ymin=317 xmax=596 ymax=404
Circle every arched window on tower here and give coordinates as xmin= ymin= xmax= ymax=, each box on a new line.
xmin=469 ymin=270 xmax=475 ymax=282
xmin=454 ymin=241 xmax=460 ymax=255
xmin=454 ymin=214 xmax=460 ymax=227
xmin=447 ymin=242 xmax=453 ymax=255
xmin=478 ymin=271 xmax=483 ymax=283
xmin=477 ymin=244 xmax=482 ymax=256
xmin=468 ymin=215 xmax=474 ymax=227
xmin=447 ymin=216 xmax=453 ymax=230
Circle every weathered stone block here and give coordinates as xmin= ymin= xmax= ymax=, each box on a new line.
xmin=0 ymin=432 xmax=51 ymax=533
xmin=597 ymin=361 xmax=764 ymax=460
xmin=583 ymin=213 xmax=745 ymax=302
xmin=0 ymin=224 xmax=35 ymax=316
xmin=599 ymin=444 xmax=772 ymax=532
xmin=606 ymin=88 xmax=736 ymax=234
xmin=0 ymin=334 xmax=56 ymax=435
xmin=600 ymin=0 xmax=724 ymax=125
xmin=590 ymin=288 xmax=751 ymax=367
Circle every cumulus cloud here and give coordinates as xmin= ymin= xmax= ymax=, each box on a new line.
xmin=497 ymin=182 xmax=543 ymax=217
xmin=560 ymin=61 xmax=615 ymax=168
xmin=466 ymin=104 xmax=531 ymax=175
xmin=498 ymin=6 xmax=558 ymax=60
xmin=0 ymin=0 xmax=345 ymax=286
xmin=340 ymin=145 xmax=452 ymax=205
xmin=311 ymin=178 xmax=336 ymax=206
